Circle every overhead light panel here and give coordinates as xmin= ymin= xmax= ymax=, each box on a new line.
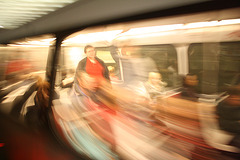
xmin=0 ymin=0 xmax=78 ymax=29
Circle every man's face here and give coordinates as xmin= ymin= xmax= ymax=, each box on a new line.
xmin=185 ymin=75 xmax=198 ymax=86
xmin=85 ymin=47 xmax=96 ymax=60
xmin=150 ymin=73 xmax=161 ymax=86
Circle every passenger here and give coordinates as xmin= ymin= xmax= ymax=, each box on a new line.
xmin=25 ymin=77 xmax=51 ymax=131
xmin=74 ymin=71 xmax=100 ymax=100
xmin=144 ymin=72 xmax=167 ymax=99
xmin=68 ymin=70 xmax=118 ymax=159
xmin=107 ymin=66 xmax=119 ymax=81
xmin=126 ymin=46 xmax=159 ymax=83
xmin=216 ymin=84 xmax=240 ymax=149
xmin=181 ymin=73 xmax=199 ymax=101
xmin=110 ymin=45 xmax=134 ymax=84
xmin=110 ymin=45 xmax=158 ymax=85
xmin=75 ymin=45 xmax=110 ymax=82
xmin=24 ymin=75 xmax=60 ymax=132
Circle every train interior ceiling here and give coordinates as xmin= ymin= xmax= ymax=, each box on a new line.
xmin=1 ymin=0 xmax=240 ymax=160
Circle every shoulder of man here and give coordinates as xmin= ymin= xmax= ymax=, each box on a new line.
xmin=79 ymin=57 xmax=87 ymax=64
xmin=76 ymin=57 xmax=87 ymax=70
xmin=95 ymin=57 xmax=105 ymax=64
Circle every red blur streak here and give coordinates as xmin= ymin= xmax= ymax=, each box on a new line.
xmin=5 ymin=59 xmax=32 ymax=75
xmin=0 ymin=143 xmax=5 ymax=147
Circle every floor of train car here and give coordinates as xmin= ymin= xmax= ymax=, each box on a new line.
xmin=0 ymin=112 xmax=239 ymax=160
xmin=0 ymin=113 xmax=85 ymax=160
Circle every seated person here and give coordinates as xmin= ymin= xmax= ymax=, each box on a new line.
xmin=110 ymin=45 xmax=158 ymax=85
xmin=107 ymin=66 xmax=119 ymax=81
xmin=181 ymin=73 xmax=199 ymax=101
xmin=216 ymin=84 xmax=240 ymax=149
xmin=144 ymin=72 xmax=167 ymax=99
xmin=25 ymin=77 xmax=58 ymax=131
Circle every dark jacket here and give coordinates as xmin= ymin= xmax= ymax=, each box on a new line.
xmin=76 ymin=57 xmax=110 ymax=80
xmin=181 ymin=86 xmax=199 ymax=101
xmin=216 ymin=101 xmax=240 ymax=134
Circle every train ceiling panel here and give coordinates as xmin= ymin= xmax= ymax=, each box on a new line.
xmin=0 ymin=0 xmax=78 ymax=29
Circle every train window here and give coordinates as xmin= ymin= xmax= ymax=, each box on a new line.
xmin=0 ymin=39 xmax=53 ymax=83
xmin=139 ymin=45 xmax=179 ymax=87
xmin=0 ymin=34 xmax=54 ymax=119
xmin=188 ymin=42 xmax=240 ymax=94
xmin=219 ymin=42 xmax=240 ymax=87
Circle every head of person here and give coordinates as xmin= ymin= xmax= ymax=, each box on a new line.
xmin=183 ymin=74 xmax=198 ymax=87
xmin=121 ymin=46 xmax=142 ymax=58
xmin=35 ymin=77 xmax=50 ymax=109
xmin=76 ymin=71 xmax=99 ymax=93
xmin=107 ymin=66 xmax=115 ymax=75
xmin=148 ymin=72 xmax=161 ymax=86
xmin=84 ymin=45 xmax=96 ymax=60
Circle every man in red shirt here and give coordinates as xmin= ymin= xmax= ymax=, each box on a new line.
xmin=75 ymin=45 xmax=110 ymax=82
xmin=75 ymin=45 xmax=111 ymax=103
xmin=74 ymin=46 xmax=116 ymax=152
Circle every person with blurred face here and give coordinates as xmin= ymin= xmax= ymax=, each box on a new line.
xmin=181 ymin=73 xmax=199 ymax=101
xmin=110 ymin=45 xmax=158 ymax=85
xmin=54 ymin=70 xmax=119 ymax=159
xmin=144 ymin=72 xmax=167 ymax=99
xmin=75 ymin=71 xmax=99 ymax=95
xmin=75 ymin=45 xmax=112 ymax=103
xmin=148 ymin=72 xmax=167 ymax=89
xmin=74 ymin=71 xmax=117 ymax=154
xmin=75 ymin=45 xmax=110 ymax=82
xmin=217 ymin=85 xmax=240 ymax=148
xmin=184 ymin=74 xmax=198 ymax=87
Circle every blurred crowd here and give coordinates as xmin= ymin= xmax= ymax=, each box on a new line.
xmin=0 ymin=44 xmax=239 ymax=160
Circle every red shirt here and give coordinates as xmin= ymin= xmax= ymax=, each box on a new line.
xmin=85 ymin=58 xmax=104 ymax=79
